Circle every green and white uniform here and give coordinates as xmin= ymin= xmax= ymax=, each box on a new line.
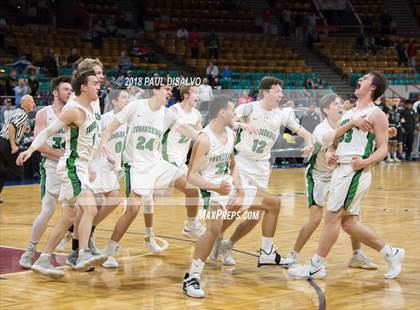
xmin=327 ymin=105 xmax=379 ymax=215
xmin=39 ymin=105 xmax=66 ymax=198
xmin=199 ymin=125 xmax=256 ymax=210
xmin=116 ymin=99 xmax=185 ymax=199
xmin=235 ymin=101 xmax=301 ymax=189
xmin=305 ymin=119 xmax=335 ymax=207
xmin=161 ymin=103 xmax=201 ymax=171
xmin=92 ymin=110 xmax=127 ymax=193
xmin=56 ymin=99 xmax=101 ymax=202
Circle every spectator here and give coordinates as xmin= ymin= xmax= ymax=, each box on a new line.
xmin=176 ymin=26 xmax=188 ymax=40
xmin=207 ymin=30 xmax=219 ymax=59
xmin=396 ymin=42 xmax=407 ymax=66
xmin=300 ymin=103 xmax=321 ymax=133
xmin=67 ymin=48 xmax=83 ymax=68
xmin=213 ymin=77 xmax=222 ymax=90
xmin=262 ymin=9 xmax=272 ymax=33
xmin=2 ymin=99 xmax=13 ymax=123
xmin=308 ymin=12 xmax=319 ymax=32
xmin=188 ymin=27 xmax=200 ymax=59
xmin=0 ymin=16 xmax=5 ymax=48
xmin=294 ymin=12 xmax=304 ymax=42
xmin=238 ymin=90 xmax=252 ymax=105
xmin=6 ymin=56 xmax=39 ymax=73
xmin=206 ymin=60 xmax=219 ymax=85
xmin=28 ymin=71 xmax=39 ymax=97
xmin=130 ymin=40 xmax=151 ymax=61
xmin=303 ymin=78 xmax=313 ymax=89
xmin=13 ymin=78 xmax=30 ymax=108
xmin=198 ymin=77 xmax=213 ymax=103
xmin=43 ymin=48 xmax=59 ymax=77
xmin=313 ymin=77 xmax=325 ymax=89
xmin=117 ymin=51 xmax=132 ymax=72
xmin=356 ymin=31 xmax=368 ymax=55
xmin=105 ymin=17 xmax=118 ymax=37
xmin=380 ymin=9 xmax=392 ymax=34
xmin=6 ymin=70 xmax=18 ymax=101
xmin=0 ymin=69 xmax=6 ymax=96
xmin=282 ymin=8 xmax=292 ymax=38
xmin=223 ymin=66 xmax=232 ymax=80
xmin=92 ymin=20 xmax=105 ymax=49
xmin=407 ymin=40 xmax=417 ymax=69
xmin=400 ymin=100 xmax=416 ymax=160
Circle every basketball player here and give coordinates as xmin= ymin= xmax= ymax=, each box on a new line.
xmin=287 ymin=94 xmax=377 ymax=269
xmin=19 ymin=76 xmax=73 ymax=268
xmin=288 ymin=71 xmax=405 ymax=279
xmin=17 ymin=69 xmax=108 ymax=278
xmin=183 ymin=95 xmax=293 ymax=298
xmin=161 ymin=85 xmax=205 ymax=238
xmin=99 ymin=78 xmax=201 ymax=263
xmin=210 ymin=77 xmax=313 ymax=266
xmin=90 ymin=89 xmax=128 ymax=269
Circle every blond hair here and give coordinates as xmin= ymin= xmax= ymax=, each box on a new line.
xmin=77 ymin=58 xmax=103 ymax=70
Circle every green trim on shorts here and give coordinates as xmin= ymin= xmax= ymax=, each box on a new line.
xmin=161 ymin=128 xmax=170 ymax=161
xmin=343 ymin=170 xmax=362 ymax=210
xmin=200 ymin=189 xmax=210 ymax=210
xmin=233 ymin=128 xmax=242 ymax=156
xmin=306 ymin=152 xmax=318 ymax=207
xmin=39 ymin=157 xmax=46 ymax=199
xmin=66 ymin=127 xmax=81 ymax=197
xmin=124 ymin=163 xmax=131 ymax=198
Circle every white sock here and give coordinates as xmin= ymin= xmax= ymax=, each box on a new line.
xmin=105 ymin=240 xmax=119 ymax=255
xmin=392 ymin=152 xmax=398 ymax=158
xmin=31 ymin=191 xmax=56 ymax=244
xmin=353 ymin=249 xmax=363 ymax=256
xmin=27 ymin=240 xmax=37 ymax=252
xmin=190 ymin=258 xmax=205 ymax=278
xmin=261 ymin=237 xmax=273 ymax=253
xmin=224 ymin=239 xmax=234 ymax=248
xmin=291 ymin=250 xmax=300 ymax=259
xmin=380 ymin=244 xmax=393 ymax=258
xmin=311 ymin=254 xmax=325 ymax=267
xmin=145 ymin=227 xmax=153 ymax=237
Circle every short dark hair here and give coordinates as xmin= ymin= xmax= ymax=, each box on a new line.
xmin=319 ymin=94 xmax=337 ymax=117
xmin=259 ymin=76 xmax=282 ymax=92
xmin=148 ymin=77 xmax=169 ymax=90
xmin=208 ymin=95 xmax=232 ymax=120
xmin=369 ymin=71 xmax=387 ymax=101
xmin=50 ymin=75 xmax=71 ymax=92
xmin=108 ymin=89 xmax=127 ymax=104
xmin=71 ymin=69 xmax=96 ymax=96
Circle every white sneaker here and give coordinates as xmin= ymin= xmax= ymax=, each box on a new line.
xmin=19 ymin=251 xmax=35 ymax=269
xmin=386 ymin=157 xmax=395 ymax=163
xmin=75 ymin=250 xmax=107 ymax=271
xmin=183 ymin=273 xmax=205 ymax=298
xmin=182 ymin=219 xmax=206 ymax=239
xmin=286 ymin=252 xmax=299 ymax=266
xmin=257 ymin=246 xmax=294 ymax=268
xmin=145 ymin=235 xmax=163 ymax=254
xmin=288 ymin=260 xmax=326 ymax=279
xmin=102 ymin=256 xmax=119 ymax=268
xmin=221 ymin=240 xmax=236 ymax=266
xmin=393 ymin=156 xmax=401 ymax=162
xmin=384 ymin=247 xmax=405 ymax=279
xmin=209 ymin=237 xmax=222 ymax=262
xmin=31 ymin=255 xmax=65 ymax=279
xmin=348 ymin=253 xmax=378 ymax=270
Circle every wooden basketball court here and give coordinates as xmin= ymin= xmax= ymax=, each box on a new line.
xmin=0 ymin=163 xmax=419 ymax=309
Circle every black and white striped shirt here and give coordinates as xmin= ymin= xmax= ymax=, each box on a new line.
xmin=0 ymin=108 xmax=29 ymax=144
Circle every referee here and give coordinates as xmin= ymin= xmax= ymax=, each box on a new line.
xmin=0 ymin=95 xmax=36 ymax=202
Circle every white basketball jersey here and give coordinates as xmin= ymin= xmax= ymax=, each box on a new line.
xmin=336 ymin=105 xmax=379 ymax=162
xmin=60 ymin=98 xmax=101 ymax=168
xmin=115 ymin=99 xmax=183 ymax=167
xmin=100 ymin=110 xmax=127 ymax=168
xmin=309 ymin=119 xmax=336 ymax=176
xmin=235 ymin=101 xmax=301 ymax=161
xmin=41 ymin=105 xmax=66 ymax=169
xmin=200 ymin=125 xmax=235 ymax=185
xmin=162 ymin=103 xmax=200 ymax=166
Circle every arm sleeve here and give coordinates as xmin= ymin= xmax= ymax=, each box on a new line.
xmin=30 ymin=118 xmax=65 ymax=151
xmin=115 ymin=100 xmax=137 ymax=124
